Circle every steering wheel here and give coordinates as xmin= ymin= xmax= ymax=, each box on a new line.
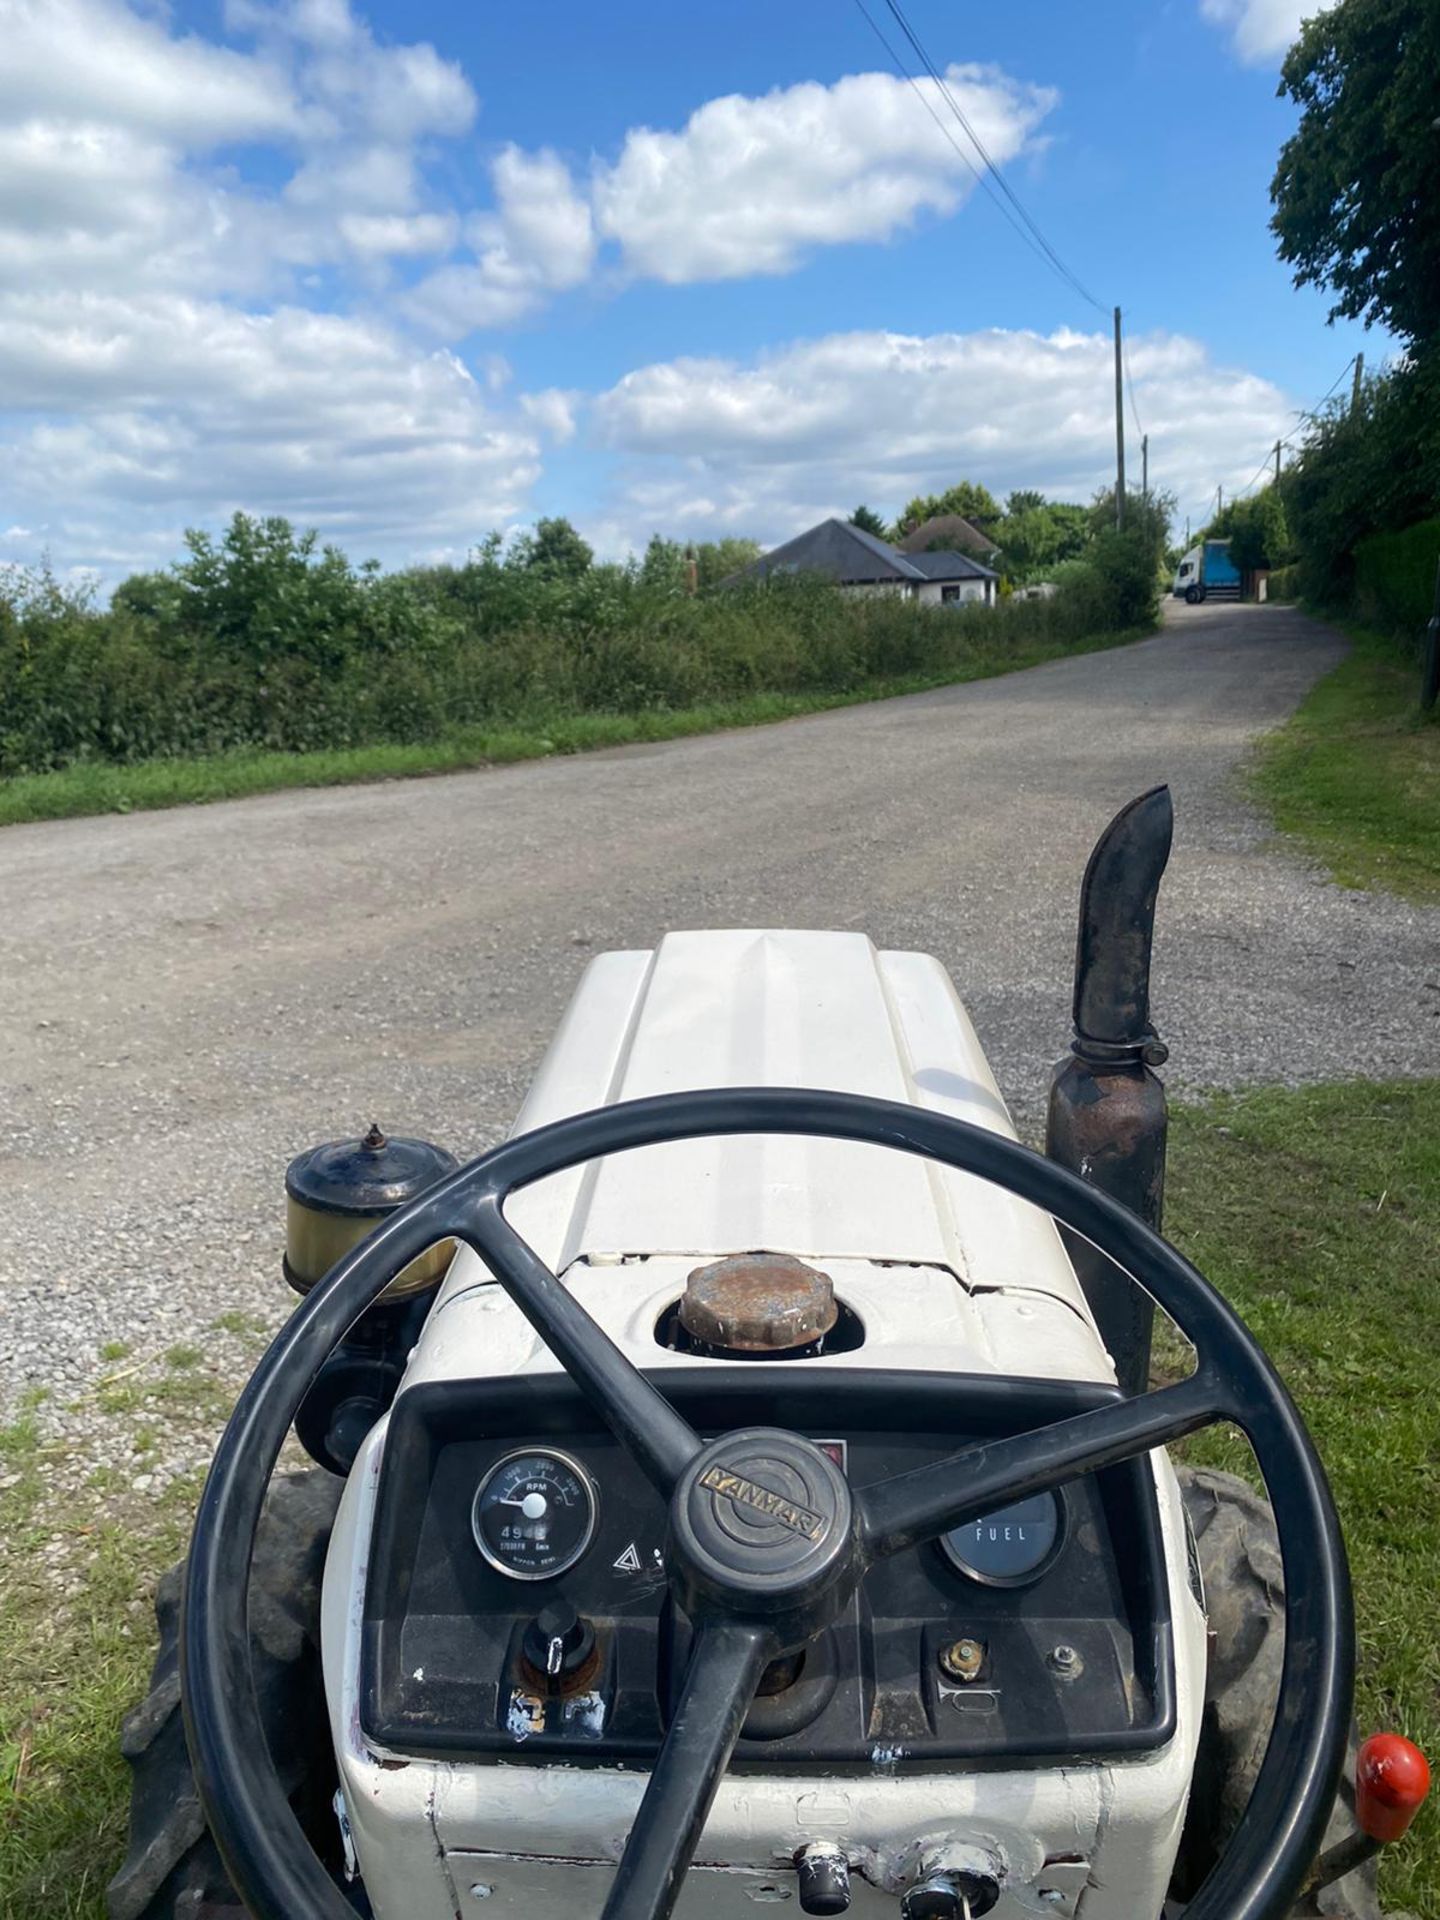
xmin=181 ymin=1089 xmax=1352 ymax=1920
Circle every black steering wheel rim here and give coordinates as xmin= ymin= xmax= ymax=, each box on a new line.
xmin=181 ymin=1087 xmax=1352 ymax=1920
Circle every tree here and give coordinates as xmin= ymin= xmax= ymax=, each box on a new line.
xmin=892 ymin=480 xmax=1001 ymax=538
xmin=848 ymin=505 xmax=888 ymax=538
xmin=1272 ymin=0 xmax=1440 ymax=344
xmin=993 ymin=498 xmax=1092 ymax=581
xmin=1206 ymin=489 xmax=1294 ymax=573
xmin=640 ymin=534 xmax=686 ymax=589
xmin=514 ymin=516 xmax=593 ymax=579
xmin=695 ymin=538 xmax=761 ymax=589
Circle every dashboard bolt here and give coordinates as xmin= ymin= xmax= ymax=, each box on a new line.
xmin=1047 ymin=1643 xmax=1083 ymax=1678
xmin=939 ymin=1637 xmax=985 ymax=1683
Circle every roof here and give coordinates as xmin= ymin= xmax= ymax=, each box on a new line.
xmin=728 ymin=517 xmax=996 ymax=587
xmin=899 ymin=513 xmax=1000 ymax=557
xmin=907 ymin=549 xmax=996 ymax=581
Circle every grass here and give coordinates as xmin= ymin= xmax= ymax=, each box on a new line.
xmin=0 ymin=1080 xmax=1435 ymax=1916
xmin=1164 ymin=1080 xmax=1440 ymax=1916
xmin=1252 ymin=623 xmax=1440 ymax=900
xmin=0 ymin=625 xmax=1144 ymax=828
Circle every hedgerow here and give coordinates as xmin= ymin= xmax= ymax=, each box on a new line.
xmin=0 ymin=513 xmax=1156 ymax=779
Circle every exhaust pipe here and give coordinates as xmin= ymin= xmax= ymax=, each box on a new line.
xmin=1045 ymin=786 xmax=1172 ymax=1397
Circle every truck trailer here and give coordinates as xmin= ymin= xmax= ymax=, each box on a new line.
xmin=1173 ymin=538 xmax=1241 ymax=603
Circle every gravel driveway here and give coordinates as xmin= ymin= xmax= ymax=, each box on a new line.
xmin=3 ymin=600 xmax=1437 ymax=1418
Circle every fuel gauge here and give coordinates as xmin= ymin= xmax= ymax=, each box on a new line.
xmin=940 ymin=1488 xmax=1066 ymax=1588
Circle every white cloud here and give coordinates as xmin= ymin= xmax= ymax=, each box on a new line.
xmin=520 ymin=388 xmax=580 ymax=444
xmin=337 ymin=210 xmax=459 ymax=258
xmin=593 ymin=66 xmax=1055 ymax=283
xmin=1200 ymin=0 xmax=1310 ymax=63
xmin=406 ymin=146 xmax=596 ymax=336
xmin=592 ymin=326 xmax=1295 ymax=544
xmin=0 ymin=0 xmax=300 ymax=145
xmin=0 ymin=293 xmax=542 ymax=561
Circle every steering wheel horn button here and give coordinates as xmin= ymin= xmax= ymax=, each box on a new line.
xmin=671 ymin=1430 xmax=854 ymax=1625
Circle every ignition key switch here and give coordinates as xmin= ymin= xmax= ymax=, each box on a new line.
xmin=901 ymin=1870 xmax=1001 ymax=1919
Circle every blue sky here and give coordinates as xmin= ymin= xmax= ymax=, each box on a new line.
xmin=0 ymin=0 xmax=1381 ymax=581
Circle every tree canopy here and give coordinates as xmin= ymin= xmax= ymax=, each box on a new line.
xmin=515 ymin=515 xmax=594 ymax=579
xmin=1272 ymin=0 xmax=1440 ymax=344
xmin=893 ymin=481 xmax=1001 ymax=538
xmin=1204 ymin=488 xmax=1295 ymax=573
xmin=848 ymin=504 xmax=888 ymax=538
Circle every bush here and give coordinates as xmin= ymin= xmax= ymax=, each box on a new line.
xmin=1352 ymin=518 xmax=1440 ymax=641
xmin=0 ymin=513 xmax=1150 ymax=781
xmin=1267 ymin=564 xmax=1301 ymax=603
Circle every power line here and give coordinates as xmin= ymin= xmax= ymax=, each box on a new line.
xmin=1193 ymin=354 xmax=1364 ymax=523
xmin=880 ymin=0 xmax=1108 ymax=316
xmin=1121 ymin=330 xmax=1144 ymax=439
xmin=849 ymin=0 xmax=1089 ymax=298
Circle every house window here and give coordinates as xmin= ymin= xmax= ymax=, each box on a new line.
xmin=941 ymin=584 xmax=961 ymax=604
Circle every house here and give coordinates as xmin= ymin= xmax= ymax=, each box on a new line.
xmin=726 ymin=517 xmax=997 ymax=607
xmin=898 ymin=512 xmax=1002 ymax=566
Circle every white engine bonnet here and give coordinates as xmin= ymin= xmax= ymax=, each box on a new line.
xmin=425 ymin=929 xmax=1115 ymax=1386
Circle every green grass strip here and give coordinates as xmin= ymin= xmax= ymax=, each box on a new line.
xmin=0 ymin=627 xmax=1144 ymax=829
xmin=1166 ymin=1079 xmax=1440 ymax=1916
xmin=1251 ymin=622 xmax=1440 ymax=901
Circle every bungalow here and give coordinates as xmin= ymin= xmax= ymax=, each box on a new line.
xmin=727 ymin=517 xmax=997 ymax=607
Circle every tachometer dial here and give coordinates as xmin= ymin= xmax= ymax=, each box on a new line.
xmin=939 ymin=1489 xmax=1065 ymax=1588
xmin=471 ymin=1448 xmax=598 ymax=1582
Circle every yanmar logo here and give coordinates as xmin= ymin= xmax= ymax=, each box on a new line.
xmin=699 ymin=1465 xmax=826 ymax=1541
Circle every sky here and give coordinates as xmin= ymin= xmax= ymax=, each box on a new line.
xmin=0 ymin=0 xmax=1386 ymax=584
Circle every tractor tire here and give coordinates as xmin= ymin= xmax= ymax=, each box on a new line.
xmin=106 ymin=1468 xmax=346 ymax=1920
xmin=1171 ymin=1466 xmax=1413 ymax=1920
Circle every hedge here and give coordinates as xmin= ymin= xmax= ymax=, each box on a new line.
xmin=1352 ymin=518 xmax=1440 ymax=641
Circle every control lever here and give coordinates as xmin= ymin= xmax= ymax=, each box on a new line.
xmin=1298 ymin=1732 xmax=1430 ymax=1912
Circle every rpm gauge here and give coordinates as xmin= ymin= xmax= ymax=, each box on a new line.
xmin=939 ymin=1488 xmax=1066 ymax=1588
xmin=471 ymin=1448 xmax=598 ymax=1581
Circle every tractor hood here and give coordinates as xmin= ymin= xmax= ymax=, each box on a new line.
xmin=436 ymin=931 xmax=1093 ymax=1321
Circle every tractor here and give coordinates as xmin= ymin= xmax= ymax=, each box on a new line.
xmin=107 ymin=787 xmax=1429 ymax=1920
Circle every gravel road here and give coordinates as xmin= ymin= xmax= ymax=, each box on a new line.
xmin=3 ymin=600 xmax=1437 ymax=1419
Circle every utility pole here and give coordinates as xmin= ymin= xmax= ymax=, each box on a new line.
xmin=1141 ymin=433 xmax=1149 ymax=503
xmin=1274 ymin=440 xmax=1282 ymax=485
xmin=1352 ymin=352 xmax=1365 ymax=411
xmin=1113 ymin=306 xmax=1126 ymax=530
xmin=1184 ymin=515 xmax=1190 ymax=546
xmin=1216 ymin=484 xmax=1223 ymax=519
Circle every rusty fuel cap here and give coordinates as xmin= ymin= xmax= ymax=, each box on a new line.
xmin=678 ymin=1253 xmax=840 ymax=1356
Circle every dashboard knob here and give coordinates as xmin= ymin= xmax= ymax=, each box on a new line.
xmin=795 ymin=1842 xmax=851 ymax=1914
xmin=522 ymin=1600 xmax=596 ymax=1687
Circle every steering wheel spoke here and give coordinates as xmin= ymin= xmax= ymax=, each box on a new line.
xmin=857 ymin=1368 xmax=1229 ymax=1561
xmin=601 ymin=1620 xmax=773 ymax=1920
xmin=458 ymin=1193 xmax=701 ymax=1497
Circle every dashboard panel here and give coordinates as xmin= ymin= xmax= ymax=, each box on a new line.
xmin=361 ymin=1369 xmax=1174 ymax=1769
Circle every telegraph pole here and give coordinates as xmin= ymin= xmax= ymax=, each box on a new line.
xmin=1141 ymin=434 xmax=1149 ymax=502
xmin=1114 ymin=306 xmax=1126 ymax=529
xmin=1351 ymin=352 xmax=1365 ymax=411
xmin=1274 ymin=440 xmax=1282 ymax=485
xmin=1216 ymin=484 xmax=1223 ymax=519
